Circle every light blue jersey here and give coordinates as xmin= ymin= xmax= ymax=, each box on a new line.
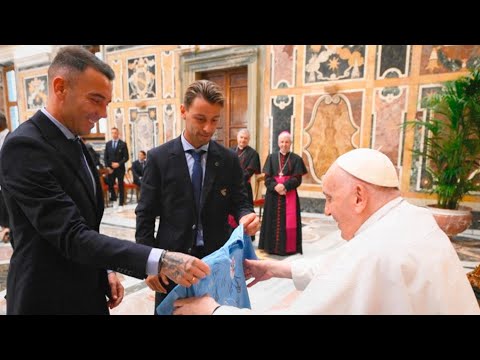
xmin=157 ymin=224 xmax=257 ymax=315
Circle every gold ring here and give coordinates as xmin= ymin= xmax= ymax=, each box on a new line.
xmin=192 ymin=276 xmax=196 ymax=282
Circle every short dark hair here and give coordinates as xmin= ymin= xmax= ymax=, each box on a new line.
xmin=139 ymin=150 xmax=146 ymax=156
xmin=0 ymin=112 xmax=7 ymax=130
xmin=183 ymin=80 xmax=224 ymax=110
xmin=48 ymin=46 xmax=115 ymax=83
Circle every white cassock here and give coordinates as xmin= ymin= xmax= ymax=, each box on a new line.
xmin=217 ymin=197 xmax=480 ymax=314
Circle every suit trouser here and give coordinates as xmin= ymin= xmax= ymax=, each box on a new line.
xmin=107 ymin=169 xmax=125 ymax=205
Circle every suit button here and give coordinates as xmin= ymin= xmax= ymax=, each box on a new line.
xmin=187 ymin=248 xmax=192 ymax=254
xmin=192 ymin=224 xmax=196 ymax=230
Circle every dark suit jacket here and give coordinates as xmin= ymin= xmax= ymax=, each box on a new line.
xmin=131 ymin=159 xmax=145 ymax=186
xmin=85 ymin=142 xmax=101 ymax=168
xmin=136 ymin=136 xmax=253 ymax=256
xmin=230 ymin=145 xmax=261 ymax=205
xmin=104 ymin=139 xmax=128 ymax=175
xmin=0 ymin=111 xmax=151 ymax=314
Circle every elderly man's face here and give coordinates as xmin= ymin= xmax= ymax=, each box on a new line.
xmin=278 ymin=134 xmax=291 ymax=154
xmin=322 ymin=165 xmax=358 ymax=240
xmin=237 ymin=131 xmax=250 ymax=149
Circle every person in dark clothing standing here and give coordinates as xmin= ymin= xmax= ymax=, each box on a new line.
xmin=229 ymin=129 xmax=261 ymax=239
xmin=131 ymin=150 xmax=146 ymax=187
xmin=135 ymin=80 xmax=259 ymax=314
xmin=259 ymin=131 xmax=307 ymax=256
xmin=104 ymin=127 xmax=128 ymax=205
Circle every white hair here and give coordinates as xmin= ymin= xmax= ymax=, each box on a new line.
xmin=278 ymin=131 xmax=292 ymax=142
xmin=238 ymin=128 xmax=250 ymax=137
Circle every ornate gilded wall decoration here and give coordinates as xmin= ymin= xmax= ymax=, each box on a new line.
xmin=303 ymin=92 xmax=362 ymax=183
xmin=25 ymin=75 xmax=48 ymax=110
xmin=110 ymin=58 xmax=124 ymax=103
xmin=409 ymin=85 xmax=443 ymax=191
xmin=161 ymin=51 xmax=175 ymax=99
xmin=130 ymin=106 xmax=157 ymax=157
xmin=372 ymin=86 xmax=408 ymax=169
xmin=304 ymin=45 xmax=365 ymax=84
xmin=127 ymin=55 xmax=156 ymax=100
xmin=421 ymin=45 xmax=480 ymax=74
xmin=163 ymin=104 xmax=176 ymax=142
xmin=271 ymin=45 xmax=296 ymax=89
xmin=269 ymin=95 xmax=294 ymax=153
xmin=376 ymin=45 xmax=411 ymax=79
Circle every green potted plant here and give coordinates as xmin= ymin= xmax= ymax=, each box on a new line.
xmin=406 ymin=67 xmax=480 ymax=237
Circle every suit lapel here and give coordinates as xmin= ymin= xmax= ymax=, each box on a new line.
xmin=31 ymin=112 xmax=98 ymax=208
xmin=170 ymin=137 xmax=194 ymax=203
xmin=81 ymin=140 xmax=104 ymax=212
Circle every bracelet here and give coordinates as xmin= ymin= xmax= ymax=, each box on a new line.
xmin=158 ymin=250 xmax=168 ymax=273
xmin=211 ymin=305 xmax=222 ymax=315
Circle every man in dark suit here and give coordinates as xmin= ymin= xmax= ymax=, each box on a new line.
xmin=135 ymin=79 xmax=260 ymax=314
xmin=0 ymin=46 xmax=210 ymax=315
xmin=131 ymin=150 xmax=147 ymax=186
xmin=104 ymin=127 xmax=128 ymax=206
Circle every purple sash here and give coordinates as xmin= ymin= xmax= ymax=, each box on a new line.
xmin=275 ymin=175 xmax=297 ymax=253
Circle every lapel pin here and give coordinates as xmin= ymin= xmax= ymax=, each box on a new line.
xmin=220 ymin=188 xmax=227 ymax=196
xmin=215 ymin=161 xmax=220 ymax=167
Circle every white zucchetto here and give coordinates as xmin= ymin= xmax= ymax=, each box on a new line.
xmin=336 ymin=148 xmax=399 ymax=187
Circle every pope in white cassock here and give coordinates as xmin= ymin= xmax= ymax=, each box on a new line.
xmin=173 ymin=148 xmax=480 ymax=315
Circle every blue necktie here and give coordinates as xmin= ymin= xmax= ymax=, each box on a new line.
xmin=113 ymin=141 xmax=117 ymax=151
xmin=188 ymin=149 xmax=206 ymax=246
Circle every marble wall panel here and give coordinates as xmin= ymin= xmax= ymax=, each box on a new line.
xmin=269 ymin=95 xmax=294 ymax=153
xmin=271 ymin=45 xmax=296 ymax=88
xmin=111 ymin=58 xmax=124 ymax=103
xmin=303 ymin=91 xmax=363 ymax=183
xmin=376 ymin=45 xmax=411 ymax=79
xmin=409 ymin=85 xmax=443 ymax=191
xmin=163 ymin=104 xmax=176 ymax=143
xmin=304 ymin=45 xmax=366 ymax=84
xmin=372 ymin=86 xmax=408 ymax=167
xmin=129 ymin=106 xmax=157 ymax=159
xmin=161 ymin=51 xmax=175 ymax=99
xmin=127 ymin=55 xmax=157 ymax=100
xmin=420 ymin=45 xmax=480 ymax=75
xmin=24 ymin=75 xmax=48 ymax=111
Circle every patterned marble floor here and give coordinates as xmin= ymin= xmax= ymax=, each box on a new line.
xmin=1 ymin=203 xmax=479 ymax=315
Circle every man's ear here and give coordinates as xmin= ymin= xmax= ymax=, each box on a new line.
xmin=180 ymin=104 xmax=186 ymax=119
xmin=52 ymin=76 xmax=66 ymax=98
xmin=353 ymin=184 xmax=368 ymax=214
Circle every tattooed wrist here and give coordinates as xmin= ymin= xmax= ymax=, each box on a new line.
xmin=162 ymin=251 xmax=185 ymax=280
